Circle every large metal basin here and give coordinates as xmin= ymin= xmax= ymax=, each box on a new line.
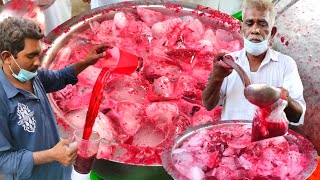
xmin=161 ymin=120 xmax=318 ymax=180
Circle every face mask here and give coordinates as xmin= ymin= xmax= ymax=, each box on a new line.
xmin=243 ymin=38 xmax=269 ymax=56
xmin=9 ymin=56 xmax=38 ymax=82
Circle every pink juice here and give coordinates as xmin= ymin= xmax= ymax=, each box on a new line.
xmin=74 ymin=153 xmax=97 ymax=174
xmin=82 ymin=48 xmax=139 ymax=140
xmin=83 ymin=68 xmax=112 ymax=140
xmin=251 ymin=104 xmax=289 ymax=142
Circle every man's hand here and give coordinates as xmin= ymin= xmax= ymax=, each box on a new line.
xmin=278 ymin=87 xmax=289 ymax=101
xmin=212 ymin=51 xmax=233 ymax=82
xmin=202 ymin=51 xmax=233 ymax=110
xmin=83 ymin=44 xmax=109 ymax=66
xmin=276 ymin=87 xmax=303 ymax=123
xmin=49 ymin=139 xmax=78 ymax=166
xmin=72 ymin=44 xmax=109 ymax=75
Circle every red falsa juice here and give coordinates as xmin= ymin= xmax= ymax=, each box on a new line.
xmin=251 ymin=102 xmax=289 ymax=142
xmin=74 ymin=153 xmax=96 ymax=174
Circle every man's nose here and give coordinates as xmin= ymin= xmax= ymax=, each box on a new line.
xmin=251 ymin=24 xmax=261 ymax=34
xmin=33 ymin=56 xmax=41 ymax=66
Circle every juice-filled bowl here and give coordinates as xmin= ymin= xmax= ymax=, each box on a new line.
xmin=161 ymin=120 xmax=318 ymax=180
xmin=42 ymin=0 xmax=242 ymax=179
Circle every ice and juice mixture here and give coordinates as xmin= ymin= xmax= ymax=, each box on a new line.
xmin=171 ymin=124 xmax=309 ymax=180
xmin=51 ymin=6 xmax=241 ymax=164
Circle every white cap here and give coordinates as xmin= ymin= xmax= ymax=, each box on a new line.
xmin=71 ymin=167 xmax=90 ymax=180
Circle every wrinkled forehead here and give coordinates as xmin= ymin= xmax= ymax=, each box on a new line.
xmin=243 ymin=7 xmax=272 ymax=23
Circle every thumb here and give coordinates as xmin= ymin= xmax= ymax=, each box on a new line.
xmin=67 ymin=142 xmax=78 ymax=152
xmin=92 ymin=52 xmax=106 ymax=60
xmin=59 ymin=139 xmax=70 ymax=146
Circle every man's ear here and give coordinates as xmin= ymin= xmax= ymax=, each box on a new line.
xmin=269 ymin=26 xmax=277 ymax=46
xmin=271 ymin=26 xmax=277 ymax=39
xmin=1 ymin=51 xmax=12 ymax=64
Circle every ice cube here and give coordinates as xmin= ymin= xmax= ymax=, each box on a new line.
xmin=77 ymin=66 xmax=102 ymax=87
xmin=105 ymin=73 xmax=148 ymax=103
xmin=72 ymin=44 xmax=95 ymax=64
xmin=136 ymin=7 xmax=166 ymax=27
xmin=177 ymin=99 xmax=200 ymax=117
xmin=186 ymin=19 xmax=204 ymax=36
xmin=256 ymin=159 xmax=274 ymax=177
xmin=146 ymin=102 xmax=179 ymax=131
xmin=215 ymin=29 xmax=234 ymax=42
xmin=142 ymin=58 xmax=182 ymax=82
xmin=89 ymin=20 xmax=101 ymax=34
xmin=94 ymin=20 xmax=115 ymax=43
xmin=225 ymin=39 xmax=241 ymax=52
xmin=287 ymin=150 xmax=306 ymax=176
xmin=97 ymin=142 xmax=115 ymax=160
xmin=52 ymin=47 xmax=71 ymax=69
xmin=190 ymin=166 xmax=205 ymax=180
xmin=239 ymin=154 xmax=256 ymax=170
xmin=191 ymin=106 xmax=222 ymax=126
xmin=131 ymin=122 xmax=165 ymax=147
xmin=202 ymin=29 xmax=217 ymax=45
xmin=191 ymin=68 xmax=211 ymax=87
xmin=180 ymin=16 xmax=194 ymax=24
xmin=113 ymin=102 xmax=144 ymax=136
xmin=151 ymin=18 xmax=183 ymax=38
xmin=114 ymin=12 xmax=128 ymax=29
xmin=64 ymin=108 xmax=115 ymax=141
xmin=152 ymin=76 xmax=174 ymax=98
xmin=53 ymin=85 xmax=92 ymax=112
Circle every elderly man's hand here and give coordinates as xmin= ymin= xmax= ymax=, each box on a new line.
xmin=83 ymin=44 xmax=110 ymax=66
xmin=212 ymin=51 xmax=233 ymax=82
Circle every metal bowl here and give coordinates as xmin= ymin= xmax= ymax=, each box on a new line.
xmin=41 ymin=0 xmax=241 ymax=174
xmin=161 ymin=120 xmax=318 ymax=180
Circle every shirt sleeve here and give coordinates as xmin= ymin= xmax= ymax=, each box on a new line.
xmin=282 ymin=58 xmax=306 ymax=126
xmin=0 ymin=100 xmax=34 ymax=179
xmin=37 ymin=65 xmax=78 ymax=93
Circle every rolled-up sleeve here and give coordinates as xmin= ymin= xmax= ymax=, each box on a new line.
xmin=37 ymin=65 xmax=78 ymax=93
xmin=283 ymin=59 xmax=306 ymax=126
xmin=0 ymin=150 xmax=34 ymax=179
xmin=0 ymin=101 xmax=34 ymax=179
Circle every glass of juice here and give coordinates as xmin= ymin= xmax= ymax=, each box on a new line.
xmin=73 ymin=129 xmax=101 ymax=174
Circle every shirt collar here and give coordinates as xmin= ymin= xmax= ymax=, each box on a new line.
xmin=239 ymin=48 xmax=279 ymax=62
xmin=0 ymin=68 xmax=19 ymax=99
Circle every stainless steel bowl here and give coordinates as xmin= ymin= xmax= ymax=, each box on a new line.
xmin=161 ymin=120 xmax=318 ymax=180
xmin=42 ymin=0 xmax=242 ymax=167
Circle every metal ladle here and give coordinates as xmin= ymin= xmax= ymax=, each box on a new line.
xmin=222 ymin=56 xmax=282 ymax=107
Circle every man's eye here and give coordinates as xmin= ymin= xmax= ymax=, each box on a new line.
xmin=260 ymin=22 xmax=268 ymax=26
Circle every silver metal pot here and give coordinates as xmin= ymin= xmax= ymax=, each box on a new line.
xmin=161 ymin=120 xmax=318 ymax=180
xmin=41 ymin=2 xmax=241 ymax=178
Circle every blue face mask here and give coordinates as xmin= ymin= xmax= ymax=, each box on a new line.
xmin=244 ymin=38 xmax=269 ymax=56
xmin=9 ymin=56 xmax=38 ymax=82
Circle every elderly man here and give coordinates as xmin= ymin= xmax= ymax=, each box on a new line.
xmin=0 ymin=17 xmax=107 ymax=180
xmin=202 ymin=0 xmax=305 ymax=125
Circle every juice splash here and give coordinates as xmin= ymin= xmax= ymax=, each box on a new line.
xmin=82 ymin=68 xmax=112 ymax=140
xmin=83 ymin=47 xmax=139 ymax=140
